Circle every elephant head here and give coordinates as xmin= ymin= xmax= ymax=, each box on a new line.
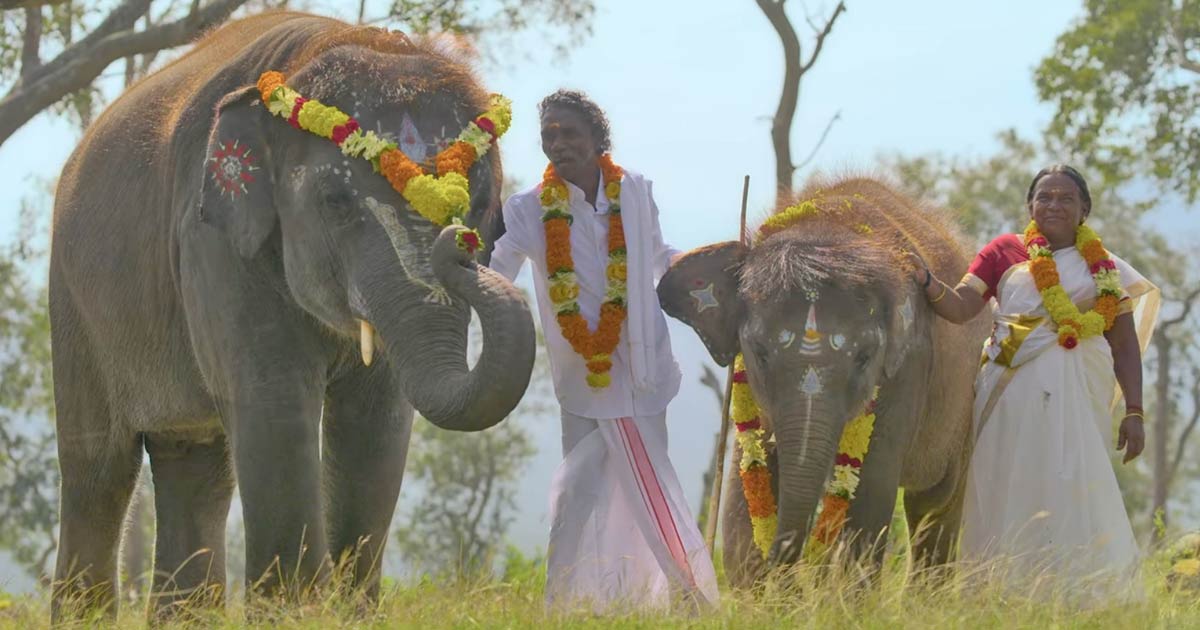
xmin=196 ymin=46 xmax=534 ymax=431
xmin=659 ymin=228 xmax=922 ymax=564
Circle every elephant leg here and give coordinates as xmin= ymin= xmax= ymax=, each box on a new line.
xmin=721 ymin=448 xmax=772 ymax=589
xmin=227 ymin=383 xmax=331 ymax=600
xmin=904 ymin=447 xmax=969 ymax=570
xmin=50 ymin=316 xmax=143 ymax=621
xmin=145 ymin=432 xmax=235 ymax=617
xmin=843 ymin=422 xmax=907 ymax=570
xmin=53 ymin=435 xmax=143 ymax=621
xmin=322 ymin=365 xmax=413 ymax=599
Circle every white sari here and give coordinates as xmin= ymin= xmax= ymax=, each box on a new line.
xmin=961 ymin=244 xmax=1159 ymax=601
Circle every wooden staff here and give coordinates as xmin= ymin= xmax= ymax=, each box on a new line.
xmin=704 ymin=175 xmax=750 ymax=555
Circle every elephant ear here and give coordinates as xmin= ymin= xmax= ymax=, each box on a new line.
xmin=199 ymin=86 xmax=278 ymax=259
xmin=883 ymin=285 xmax=920 ymax=379
xmin=658 ymin=241 xmax=746 ymax=367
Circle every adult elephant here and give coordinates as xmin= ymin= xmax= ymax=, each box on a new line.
xmin=49 ymin=12 xmax=534 ymax=619
xmin=659 ymin=176 xmax=989 ymax=587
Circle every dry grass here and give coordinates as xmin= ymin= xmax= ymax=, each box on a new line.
xmin=3 ymin=550 xmax=1198 ymax=629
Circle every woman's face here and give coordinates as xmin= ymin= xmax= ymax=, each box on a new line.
xmin=1028 ymin=173 xmax=1089 ymax=242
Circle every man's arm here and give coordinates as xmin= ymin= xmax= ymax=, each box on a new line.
xmin=488 ymin=197 xmax=529 ymax=282
xmin=646 ymin=183 xmax=681 ymax=281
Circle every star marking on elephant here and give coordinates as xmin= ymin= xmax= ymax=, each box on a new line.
xmin=778 ymin=329 xmax=796 ymax=348
xmin=689 ymin=283 xmax=719 ymax=313
xmin=207 ymin=139 xmax=258 ymax=198
xmin=830 ymin=333 xmax=846 ymax=351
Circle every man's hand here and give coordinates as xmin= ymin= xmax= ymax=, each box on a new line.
xmin=1117 ymin=415 xmax=1145 ymax=464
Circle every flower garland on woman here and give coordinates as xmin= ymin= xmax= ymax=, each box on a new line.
xmin=1024 ymin=220 xmax=1121 ymax=348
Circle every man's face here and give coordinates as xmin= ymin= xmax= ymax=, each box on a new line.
xmin=541 ymin=106 xmax=599 ymax=180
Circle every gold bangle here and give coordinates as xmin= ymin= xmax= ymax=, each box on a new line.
xmin=929 ymin=284 xmax=948 ymax=304
xmin=1124 ymin=411 xmax=1145 ymax=422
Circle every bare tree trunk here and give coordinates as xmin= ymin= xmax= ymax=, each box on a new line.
xmin=754 ymin=0 xmax=846 ymax=206
xmin=1152 ymin=334 xmax=1172 ymax=544
xmin=21 ymin=5 xmax=43 ymax=78
xmin=1149 ymin=286 xmax=1200 ymax=545
xmin=696 ymin=365 xmax=725 ymax=532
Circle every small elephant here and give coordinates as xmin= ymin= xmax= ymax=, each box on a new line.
xmin=48 ymin=12 xmax=534 ymax=619
xmin=659 ymin=176 xmax=989 ymax=586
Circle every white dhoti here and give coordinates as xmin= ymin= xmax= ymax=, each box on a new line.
xmin=546 ymin=411 xmax=719 ymax=612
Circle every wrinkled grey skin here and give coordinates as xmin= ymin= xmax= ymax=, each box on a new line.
xmin=48 ymin=13 xmax=534 ymax=620
xmin=660 ymin=190 xmax=989 ymax=587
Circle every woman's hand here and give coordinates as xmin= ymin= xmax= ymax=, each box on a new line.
xmin=906 ymin=251 xmax=930 ymax=285
xmin=1117 ymin=414 xmax=1145 ymax=464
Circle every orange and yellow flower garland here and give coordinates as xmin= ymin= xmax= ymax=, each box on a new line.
xmin=1023 ymin=221 xmax=1121 ymax=349
xmin=542 ymin=155 xmax=627 ymax=389
xmin=731 ymin=356 xmax=880 ymax=558
xmin=256 ymin=71 xmax=512 ymax=250
xmin=810 ymin=388 xmax=879 ymax=547
xmin=730 ymin=355 xmax=777 ymax=557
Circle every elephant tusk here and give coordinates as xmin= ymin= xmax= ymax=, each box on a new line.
xmin=359 ymin=319 xmax=375 ymax=366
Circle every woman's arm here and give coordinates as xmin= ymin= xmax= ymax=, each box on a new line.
xmin=1106 ymin=311 xmax=1145 ymax=463
xmin=907 ymin=256 xmax=987 ymax=324
xmin=924 ymin=275 xmax=987 ymax=324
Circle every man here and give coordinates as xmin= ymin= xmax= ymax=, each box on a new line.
xmin=489 ymin=90 xmax=718 ymax=611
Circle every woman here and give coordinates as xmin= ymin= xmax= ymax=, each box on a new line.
xmin=912 ymin=165 xmax=1160 ymax=598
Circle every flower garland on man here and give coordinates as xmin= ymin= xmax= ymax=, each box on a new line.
xmin=487 ymin=90 xmax=718 ymax=612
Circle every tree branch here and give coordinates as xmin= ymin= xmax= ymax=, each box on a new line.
xmin=798 ymin=2 xmax=845 ymax=75
xmin=0 ymin=0 xmax=249 ymax=147
xmin=1 ymin=0 xmax=69 ymax=10
xmin=1168 ymin=368 xmax=1200 ymax=486
xmin=1169 ymin=2 xmax=1200 ymax=76
xmin=1162 ymin=285 xmax=1200 ymax=329
xmin=21 ymin=6 xmax=42 ymax=78
xmin=19 ymin=0 xmax=152 ymax=87
xmin=754 ymin=0 xmax=846 ymax=204
xmin=794 ymin=109 xmax=841 ymax=173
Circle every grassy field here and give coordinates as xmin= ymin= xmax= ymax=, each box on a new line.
xmin=3 ymin=550 xmax=1199 ymax=629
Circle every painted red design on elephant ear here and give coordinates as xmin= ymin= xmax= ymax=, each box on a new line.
xmin=207 ymin=139 xmax=260 ymax=198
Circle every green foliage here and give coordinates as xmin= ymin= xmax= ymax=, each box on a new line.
xmin=389 ymin=0 xmax=595 ymax=58
xmin=1035 ymin=0 xmax=1200 ymax=200
xmin=0 ymin=197 xmax=56 ymax=579
xmin=393 ymin=419 xmax=537 ymax=578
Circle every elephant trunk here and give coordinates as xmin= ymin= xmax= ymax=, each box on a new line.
xmin=367 ymin=226 xmax=536 ymax=431
xmin=768 ymin=410 xmax=840 ymax=566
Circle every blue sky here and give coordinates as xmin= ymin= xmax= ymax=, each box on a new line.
xmin=3 ymin=0 xmax=1197 ymax=589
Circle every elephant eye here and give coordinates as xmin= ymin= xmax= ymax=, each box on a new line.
xmin=751 ymin=343 xmax=769 ymax=367
xmin=322 ymin=187 xmax=353 ymax=209
xmin=854 ymin=349 xmax=871 ymax=368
